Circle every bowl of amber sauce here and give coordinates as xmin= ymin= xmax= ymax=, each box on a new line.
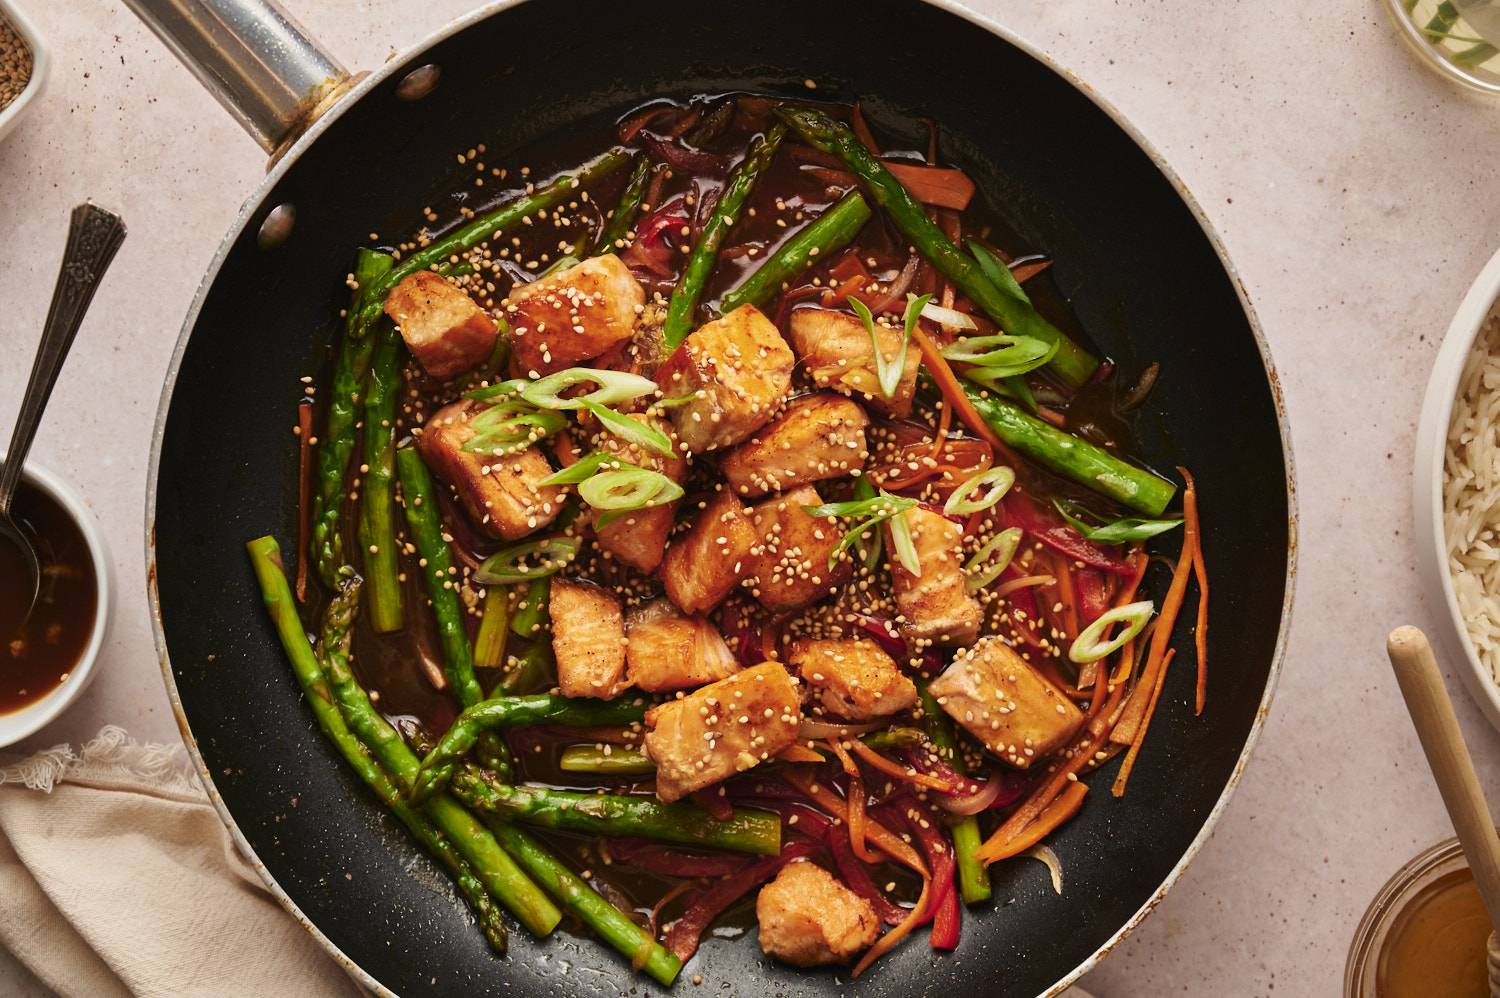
xmin=0 ymin=460 xmax=109 ymax=747
xmin=1346 ymin=835 xmax=1498 ymax=997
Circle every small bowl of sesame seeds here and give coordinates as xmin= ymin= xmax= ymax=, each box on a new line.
xmin=0 ymin=0 xmax=47 ymax=145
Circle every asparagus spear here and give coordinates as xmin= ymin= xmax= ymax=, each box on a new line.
xmin=917 ymin=681 xmax=991 ymax=905
xmin=354 ymin=150 xmax=630 ymax=330
xmin=775 ymin=106 xmax=1098 ymax=387
xmin=558 ymin=745 xmax=655 ymax=775
xmin=357 ymin=317 xmax=405 ymax=632
xmin=473 ymin=586 xmax=510 ymax=669
xmin=963 ymin=384 xmax=1177 ymax=516
xmin=411 ymin=693 xmax=648 ymax=803
xmin=245 ymin=537 xmax=548 ymax=945
xmin=394 ymin=446 xmax=512 ymax=777
xmin=509 ymin=577 xmax=550 ymax=639
xmin=499 ymin=642 xmax=555 ymax=695
xmin=451 ymin=767 xmax=782 ymax=856
xmin=718 ymin=189 xmax=871 ymax=314
xmin=483 ymin=820 xmax=682 ymax=985
xmin=591 ymin=154 xmax=652 ymax=256
xmin=312 ymin=248 xmax=392 ymax=588
xmin=662 ymin=123 xmax=787 ymax=348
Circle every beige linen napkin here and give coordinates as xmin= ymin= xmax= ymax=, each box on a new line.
xmin=0 ymin=725 xmax=360 ymax=998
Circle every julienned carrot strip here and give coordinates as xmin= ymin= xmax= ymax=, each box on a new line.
xmin=1111 ymin=480 xmax=1198 ymax=746
xmin=845 ymin=737 xmax=962 ymax=794
xmin=851 ymin=102 xmax=881 ymax=154
xmin=1050 ymin=550 xmax=1081 ymax=643
xmin=1184 ymin=468 xmax=1209 ymax=715
xmin=1112 ymin=648 xmax=1176 ymax=797
xmin=776 ymin=744 xmax=825 ymax=764
xmin=1083 ymin=551 xmax=1150 ymax=691
xmin=783 ymin=768 xmax=928 ymax=876
xmin=975 ymin=781 xmax=1089 ymax=863
xmin=295 ymin=401 xmax=314 ymax=603
xmin=1010 ymin=258 xmax=1053 ymax=283
xmin=911 ymin=325 xmax=1014 ymax=459
xmin=973 ymin=678 xmax=1125 ymax=864
xmin=852 ymin=875 xmax=932 ymax=978
xmin=882 ymin=402 xmax=956 ymax=490
xmin=827 ymin=740 xmax=884 ymax=864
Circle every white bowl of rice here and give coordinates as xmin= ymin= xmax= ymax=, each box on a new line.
xmin=1417 ymin=244 xmax=1500 ymax=731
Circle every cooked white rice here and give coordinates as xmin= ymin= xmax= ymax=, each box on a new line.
xmin=1445 ymin=313 xmax=1500 ymax=679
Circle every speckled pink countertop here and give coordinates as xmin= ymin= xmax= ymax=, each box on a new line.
xmin=2 ymin=1 xmax=1497 ymax=994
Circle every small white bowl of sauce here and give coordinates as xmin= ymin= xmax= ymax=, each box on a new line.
xmin=0 ymin=460 xmax=110 ymax=747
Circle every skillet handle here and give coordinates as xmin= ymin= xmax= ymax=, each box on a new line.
xmin=121 ymin=0 xmax=354 ymax=159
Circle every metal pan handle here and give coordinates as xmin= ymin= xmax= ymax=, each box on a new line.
xmin=121 ymin=0 xmax=353 ymax=158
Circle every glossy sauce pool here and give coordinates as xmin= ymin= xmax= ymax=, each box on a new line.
xmin=0 ymin=480 xmax=97 ymax=715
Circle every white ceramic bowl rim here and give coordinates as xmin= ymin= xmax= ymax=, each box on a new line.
xmin=0 ymin=458 xmax=112 ymax=747
xmin=1414 ymin=244 xmax=1500 ymax=731
xmin=0 ymin=0 xmax=49 ymax=143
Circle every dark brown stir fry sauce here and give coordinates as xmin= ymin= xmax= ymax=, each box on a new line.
xmin=1 ymin=481 xmax=97 ymax=715
xmin=296 ymin=93 xmax=1199 ymax=967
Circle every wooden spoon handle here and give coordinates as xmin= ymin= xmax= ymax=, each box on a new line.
xmin=1387 ymin=625 xmax=1500 ymax=929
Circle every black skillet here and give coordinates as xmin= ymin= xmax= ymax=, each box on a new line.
xmin=138 ymin=0 xmax=1296 ymax=994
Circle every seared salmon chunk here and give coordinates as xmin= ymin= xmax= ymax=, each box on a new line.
xmin=719 ymin=393 xmax=870 ymax=498
xmin=384 ymin=270 xmax=498 ymax=381
xmin=927 ymin=636 xmax=1084 ymax=768
xmin=550 ymin=577 xmax=628 ymax=699
xmin=624 ymin=597 xmax=740 ymax=692
xmin=661 ymin=490 xmax=759 ymax=615
xmin=642 ymin=661 xmax=800 ymax=802
xmin=787 ymin=307 xmax=922 ymax=419
xmin=665 ymin=305 xmax=795 ymax=453
xmin=744 ymin=485 xmax=851 ymax=613
xmin=756 ymin=861 xmax=880 ymax=967
xmin=787 ymin=637 xmax=917 ymax=721
xmin=504 ymin=254 xmax=644 ymax=377
xmin=890 ymin=506 xmax=982 ymax=646
xmin=415 ymin=399 xmax=563 ymax=540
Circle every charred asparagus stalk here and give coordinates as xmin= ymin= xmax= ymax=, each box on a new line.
xmin=245 ymin=536 xmax=553 ymax=944
xmin=963 ymin=384 xmax=1177 ymax=516
xmin=312 ymin=248 xmax=391 ymax=587
xmin=662 ymin=123 xmax=786 ymax=347
xmin=450 ymin=767 xmax=782 ymax=856
xmin=776 ymin=106 xmax=1098 ymax=387
xmin=394 ymin=445 xmax=512 ymax=776
xmin=357 ymin=317 xmax=404 ymax=632
xmin=411 ymin=693 xmax=648 ymax=803
xmin=718 ymin=189 xmax=871 ymax=314
xmin=591 ymin=154 xmax=653 ymax=256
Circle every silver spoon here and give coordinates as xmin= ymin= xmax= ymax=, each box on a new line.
xmin=1 ymin=203 xmax=126 ymax=622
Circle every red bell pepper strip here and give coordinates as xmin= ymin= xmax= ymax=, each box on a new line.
xmin=664 ymin=839 xmax=820 ymax=961
xmin=1000 ymin=490 xmax=1135 ymax=576
xmin=829 ymin=833 xmax=908 ymax=926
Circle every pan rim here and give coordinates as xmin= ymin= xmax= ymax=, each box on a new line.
xmin=143 ymin=2 xmax=1299 ymax=994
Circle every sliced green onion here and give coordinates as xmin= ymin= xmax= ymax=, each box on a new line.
xmin=648 ymin=392 xmax=699 ymax=411
xmin=578 ymin=467 xmax=684 ymax=513
xmin=919 ymin=299 xmax=978 ymax=332
xmin=476 ymin=537 xmax=582 ymax=585
xmin=888 ymin=509 xmax=922 ymax=577
xmin=826 ymin=515 xmax=890 ymax=571
xmin=581 ymin=400 xmax=675 ymax=459
xmin=537 ymin=254 xmax=582 ymax=280
xmin=942 ymin=335 xmax=1059 ymax=380
xmin=462 ymin=408 xmax=568 ymax=456
xmin=849 ymin=477 xmax=884 ymax=571
xmin=967 ymin=239 xmax=1031 ymax=306
xmin=802 ymin=492 xmax=917 ymax=520
xmin=521 ymin=368 xmax=658 ymax=411
xmin=1053 ymin=499 xmax=1184 ymax=545
xmin=539 ymin=451 xmax=620 ymax=487
xmin=964 ymin=527 xmax=1022 ymax=592
xmin=464 ymin=378 xmax=529 ymax=402
xmin=943 ymin=466 xmax=1016 ymax=516
xmin=850 ymin=293 xmax=929 ymax=399
xmin=1068 ymin=600 xmax=1154 ymax=664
